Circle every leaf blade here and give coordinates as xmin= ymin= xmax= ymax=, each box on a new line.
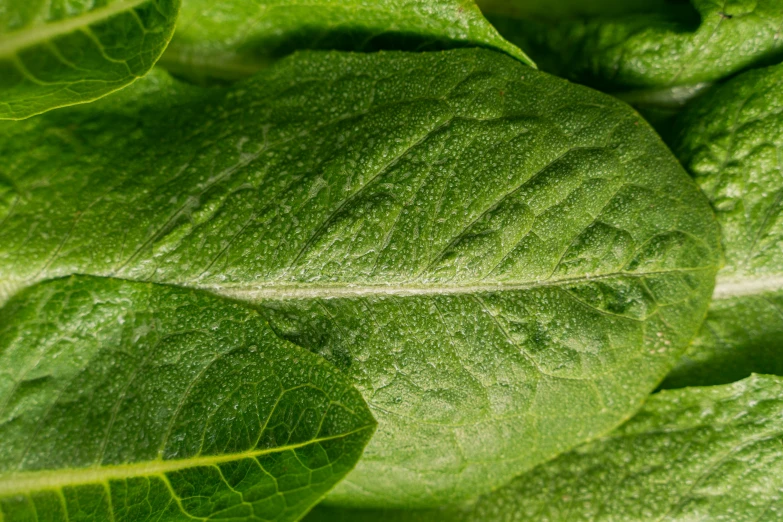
xmin=0 ymin=275 xmax=376 ymax=522
xmin=0 ymin=49 xmax=721 ymax=506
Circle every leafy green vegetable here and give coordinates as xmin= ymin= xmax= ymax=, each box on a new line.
xmin=480 ymin=0 xmax=783 ymax=95
xmin=0 ymin=0 xmax=180 ymax=120
xmin=160 ymin=0 xmax=532 ymax=82
xmin=0 ymin=49 xmax=721 ymax=507
xmin=306 ymin=373 xmax=783 ymax=521
xmin=0 ymin=275 xmax=376 ymax=522
xmin=662 ymin=63 xmax=783 ymax=388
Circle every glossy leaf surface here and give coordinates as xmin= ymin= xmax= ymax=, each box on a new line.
xmin=0 ymin=49 xmax=721 ymax=507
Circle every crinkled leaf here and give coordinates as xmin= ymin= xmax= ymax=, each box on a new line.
xmin=663 ymin=63 xmax=783 ymax=388
xmin=160 ymin=0 xmax=533 ymax=82
xmin=0 ymin=275 xmax=376 ymax=522
xmin=0 ymin=49 xmax=720 ymax=507
xmin=0 ymin=0 xmax=180 ymax=120
xmin=480 ymin=0 xmax=783 ymax=95
xmin=306 ymin=374 xmax=783 ymax=521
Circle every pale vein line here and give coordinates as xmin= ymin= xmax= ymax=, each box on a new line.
xmin=712 ymin=275 xmax=783 ymax=300
xmin=0 ymin=426 xmax=372 ymax=496
xmin=0 ymin=0 xmax=149 ymax=57
xmin=201 ymin=268 xmax=711 ymax=301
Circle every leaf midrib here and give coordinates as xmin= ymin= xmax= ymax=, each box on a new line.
xmin=0 ymin=426 xmax=373 ymax=496
xmin=198 ymin=267 xmax=714 ymax=301
xmin=0 ymin=0 xmax=150 ymax=57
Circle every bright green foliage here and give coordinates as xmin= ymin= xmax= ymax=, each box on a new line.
xmin=0 ymin=0 xmax=180 ymax=120
xmin=0 ymin=276 xmax=376 ymax=522
xmin=480 ymin=0 xmax=783 ymax=94
xmin=664 ymin=63 xmax=783 ymax=388
xmin=0 ymin=49 xmax=720 ymax=507
xmin=306 ymin=374 xmax=783 ymax=521
xmin=161 ymin=0 xmax=532 ymax=82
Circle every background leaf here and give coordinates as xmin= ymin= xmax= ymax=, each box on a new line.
xmin=0 ymin=276 xmax=376 ymax=522
xmin=662 ymin=63 xmax=783 ymax=388
xmin=479 ymin=0 xmax=783 ymax=95
xmin=0 ymin=49 xmax=720 ymax=507
xmin=0 ymin=0 xmax=181 ymax=120
xmin=307 ymin=374 xmax=783 ymax=521
xmin=160 ymin=0 xmax=533 ymax=82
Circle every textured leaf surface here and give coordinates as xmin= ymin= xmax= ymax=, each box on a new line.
xmin=0 ymin=0 xmax=180 ymax=120
xmin=0 ymin=49 xmax=721 ymax=507
xmin=161 ymin=0 xmax=532 ymax=82
xmin=307 ymin=374 xmax=783 ymax=521
xmin=481 ymin=0 xmax=783 ymax=94
xmin=664 ymin=63 xmax=783 ymax=388
xmin=0 ymin=276 xmax=376 ymax=522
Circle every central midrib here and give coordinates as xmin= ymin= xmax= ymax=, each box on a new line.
xmin=200 ymin=267 xmax=713 ymax=301
xmin=0 ymin=0 xmax=150 ymax=57
xmin=0 ymin=426 xmax=371 ymax=496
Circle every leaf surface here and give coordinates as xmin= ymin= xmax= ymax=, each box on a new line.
xmin=0 ymin=0 xmax=180 ymax=120
xmin=480 ymin=0 xmax=783 ymax=94
xmin=161 ymin=0 xmax=532 ymax=82
xmin=0 ymin=276 xmax=376 ymax=522
xmin=306 ymin=374 xmax=783 ymax=521
xmin=663 ymin=63 xmax=783 ymax=388
xmin=0 ymin=49 xmax=721 ymax=507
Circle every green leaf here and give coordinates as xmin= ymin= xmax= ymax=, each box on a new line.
xmin=0 ymin=0 xmax=181 ymax=120
xmin=0 ymin=275 xmax=376 ymax=522
xmin=662 ymin=63 xmax=783 ymax=388
xmin=306 ymin=374 xmax=783 ymax=521
xmin=0 ymin=49 xmax=721 ymax=507
xmin=480 ymin=0 xmax=783 ymax=95
xmin=160 ymin=0 xmax=533 ymax=82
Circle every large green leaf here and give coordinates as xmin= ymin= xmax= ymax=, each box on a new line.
xmin=160 ymin=0 xmax=533 ymax=82
xmin=0 ymin=49 xmax=721 ymax=507
xmin=0 ymin=0 xmax=180 ymax=120
xmin=306 ymin=373 xmax=783 ymax=521
xmin=0 ymin=275 xmax=376 ymax=522
xmin=479 ymin=0 xmax=783 ymax=96
xmin=662 ymin=63 xmax=783 ymax=388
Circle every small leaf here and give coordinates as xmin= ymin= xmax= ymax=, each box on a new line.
xmin=160 ymin=0 xmax=533 ymax=82
xmin=0 ymin=49 xmax=721 ymax=507
xmin=306 ymin=374 xmax=783 ymax=521
xmin=0 ymin=276 xmax=376 ymax=522
xmin=0 ymin=0 xmax=180 ymax=120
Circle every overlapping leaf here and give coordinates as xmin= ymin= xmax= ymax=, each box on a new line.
xmin=0 ymin=276 xmax=376 ymax=522
xmin=0 ymin=49 xmax=720 ymax=507
xmin=0 ymin=0 xmax=180 ymax=119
